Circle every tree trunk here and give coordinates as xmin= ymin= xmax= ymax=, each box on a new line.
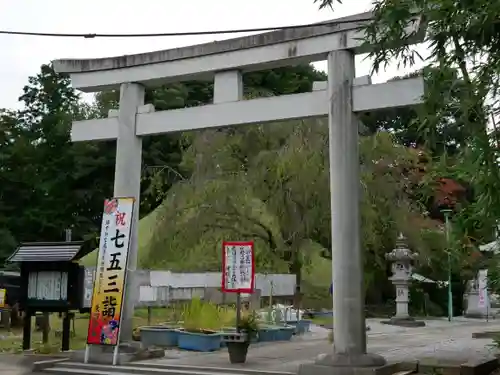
xmin=289 ymin=256 xmax=303 ymax=309
xmin=10 ymin=303 xmax=22 ymax=328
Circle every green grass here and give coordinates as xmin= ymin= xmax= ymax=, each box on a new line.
xmin=0 ymin=307 xmax=169 ymax=354
xmin=310 ymin=316 xmax=333 ymax=326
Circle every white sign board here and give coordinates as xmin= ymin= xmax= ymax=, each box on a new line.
xmin=222 ymin=241 xmax=255 ymax=293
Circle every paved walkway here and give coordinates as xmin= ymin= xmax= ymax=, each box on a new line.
xmin=0 ymin=355 xmax=42 ymax=375
xmin=1 ymin=317 xmax=499 ymax=374
xmin=145 ymin=318 xmax=500 ymax=373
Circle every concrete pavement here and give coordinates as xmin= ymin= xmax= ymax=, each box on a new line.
xmin=2 ymin=317 xmax=500 ymax=374
xmin=143 ymin=318 xmax=500 ymax=373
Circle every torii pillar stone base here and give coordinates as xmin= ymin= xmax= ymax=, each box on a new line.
xmin=299 ymin=353 xmax=397 ymax=375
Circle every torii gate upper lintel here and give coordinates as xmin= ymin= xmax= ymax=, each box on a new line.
xmin=54 ymin=11 xmax=426 ymax=372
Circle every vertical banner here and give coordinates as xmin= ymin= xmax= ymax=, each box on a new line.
xmin=0 ymin=288 xmax=6 ymax=309
xmin=478 ymin=269 xmax=488 ymax=308
xmin=221 ymin=241 xmax=255 ymax=293
xmin=87 ymin=197 xmax=135 ymax=346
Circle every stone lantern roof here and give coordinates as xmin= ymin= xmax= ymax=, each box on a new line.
xmin=385 ymin=233 xmax=419 ymax=262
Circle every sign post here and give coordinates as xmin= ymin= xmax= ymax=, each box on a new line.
xmin=221 ymin=241 xmax=255 ymax=331
xmin=84 ymin=197 xmax=135 ymax=365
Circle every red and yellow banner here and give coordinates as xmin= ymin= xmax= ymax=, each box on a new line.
xmin=87 ymin=197 xmax=135 ymax=346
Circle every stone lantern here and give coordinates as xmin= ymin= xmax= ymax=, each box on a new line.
xmin=381 ymin=233 xmax=425 ymax=327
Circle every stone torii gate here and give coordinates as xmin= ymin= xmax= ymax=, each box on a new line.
xmin=54 ymin=11 xmax=425 ymax=373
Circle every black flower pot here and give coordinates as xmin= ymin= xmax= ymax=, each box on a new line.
xmin=227 ymin=341 xmax=250 ymax=364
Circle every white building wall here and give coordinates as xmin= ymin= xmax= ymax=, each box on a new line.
xmin=84 ymin=268 xmax=295 ymax=307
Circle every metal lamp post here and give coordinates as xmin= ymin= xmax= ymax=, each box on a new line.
xmin=442 ymin=209 xmax=453 ymax=322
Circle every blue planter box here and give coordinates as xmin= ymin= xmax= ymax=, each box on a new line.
xmin=257 ymin=327 xmax=279 ymax=342
xmin=297 ymin=320 xmax=312 ymax=334
xmin=284 ymin=321 xmax=299 ymax=335
xmin=285 ymin=320 xmax=312 ymax=335
xmin=276 ymin=327 xmax=294 ymax=341
xmin=140 ymin=326 xmax=180 ymax=347
xmin=177 ymin=330 xmax=222 ymax=352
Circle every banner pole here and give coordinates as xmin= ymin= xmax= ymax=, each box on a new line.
xmin=112 ymin=345 xmax=119 ymax=365
xmin=112 ymin=197 xmax=135 ymax=365
xmin=84 ymin=345 xmax=90 ymax=364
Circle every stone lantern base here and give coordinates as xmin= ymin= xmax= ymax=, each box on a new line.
xmin=381 ymin=316 xmax=425 ymax=327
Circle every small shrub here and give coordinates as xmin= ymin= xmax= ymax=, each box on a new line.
xmin=238 ymin=310 xmax=259 ymax=340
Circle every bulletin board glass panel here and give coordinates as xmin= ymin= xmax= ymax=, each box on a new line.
xmin=27 ymin=271 xmax=68 ymax=301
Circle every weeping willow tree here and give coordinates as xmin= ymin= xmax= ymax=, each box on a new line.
xmin=148 ymin=119 xmax=444 ymax=304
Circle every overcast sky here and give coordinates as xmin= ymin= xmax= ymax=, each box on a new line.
xmin=0 ymin=0 xmax=427 ymax=110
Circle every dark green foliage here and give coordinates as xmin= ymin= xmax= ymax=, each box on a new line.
xmin=0 ymin=63 xmax=327 ymax=267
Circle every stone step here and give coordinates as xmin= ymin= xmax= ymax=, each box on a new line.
xmin=42 ymin=362 xmax=295 ymax=375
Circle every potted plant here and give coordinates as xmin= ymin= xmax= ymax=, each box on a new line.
xmin=223 ymin=311 xmax=258 ymax=364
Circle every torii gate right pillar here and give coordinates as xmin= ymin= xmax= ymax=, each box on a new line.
xmin=298 ymin=50 xmax=386 ymax=375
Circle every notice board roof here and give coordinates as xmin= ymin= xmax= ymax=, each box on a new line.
xmin=7 ymin=241 xmax=93 ymax=263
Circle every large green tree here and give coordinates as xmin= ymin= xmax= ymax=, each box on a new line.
xmin=148 ymin=119 xmax=444 ymax=303
xmin=0 ymin=63 xmax=327 ymax=266
xmin=0 ymin=109 xmax=27 ymax=264
xmin=0 ymin=64 xmax=115 ymax=249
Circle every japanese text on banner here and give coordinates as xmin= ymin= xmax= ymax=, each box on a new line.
xmin=222 ymin=241 xmax=254 ymax=293
xmin=86 ymin=197 xmax=134 ymax=346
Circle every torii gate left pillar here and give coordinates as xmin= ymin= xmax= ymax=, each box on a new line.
xmin=54 ymin=11 xmax=426 ymax=371
xmin=111 ymin=82 xmax=144 ymax=345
